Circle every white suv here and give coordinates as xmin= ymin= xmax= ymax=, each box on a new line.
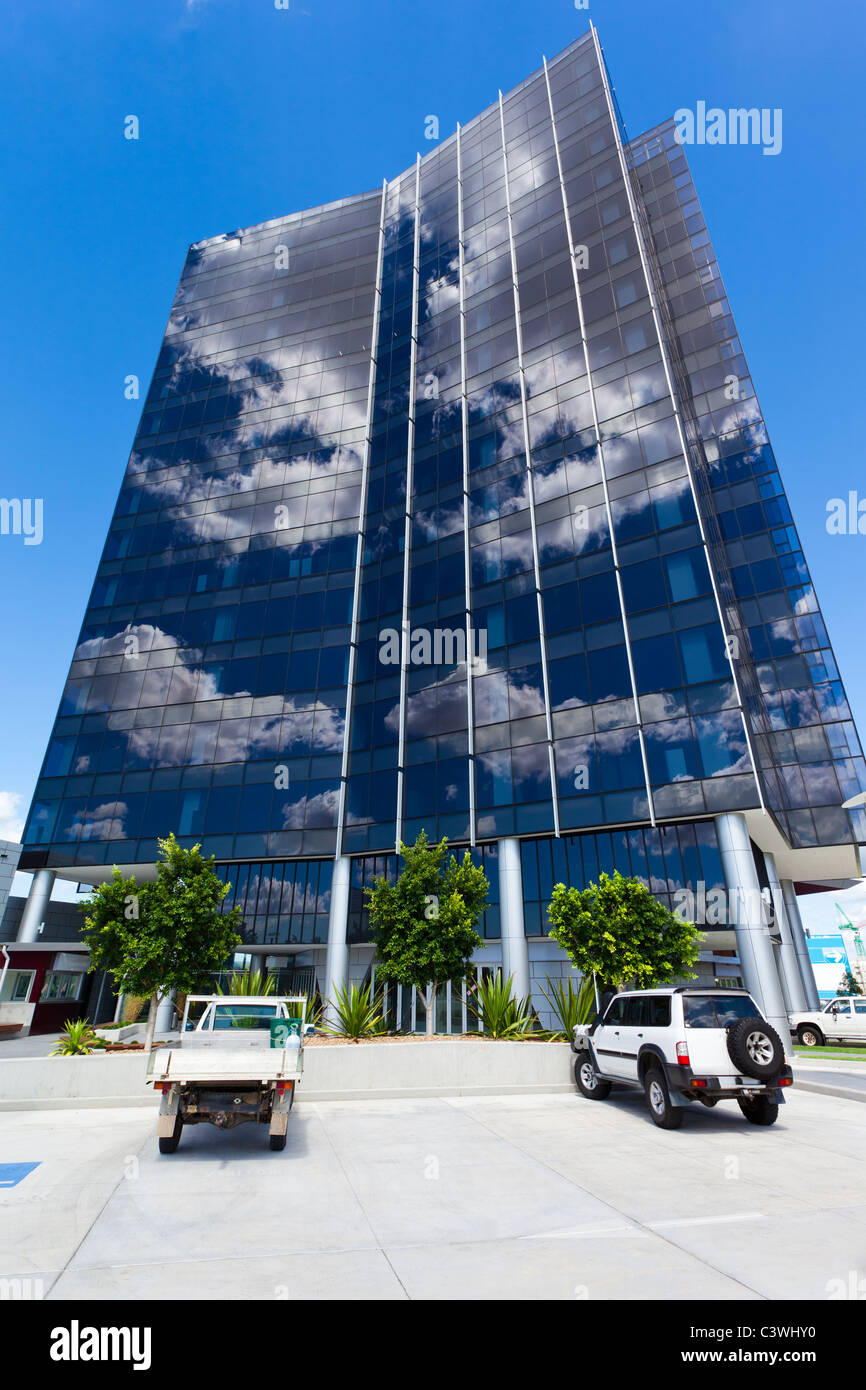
xmin=572 ymin=987 xmax=793 ymax=1129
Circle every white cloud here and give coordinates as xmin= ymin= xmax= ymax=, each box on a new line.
xmin=0 ymin=791 xmax=24 ymax=843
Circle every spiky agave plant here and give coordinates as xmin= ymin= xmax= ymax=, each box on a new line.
xmin=51 ymin=1019 xmax=101 ymax=1055
xmin=537 ymin=973 xmax=597 ymax=1039
xmin=216 ymin=968 xmax=275 ymax=997
xmin=466 ymin=971 xmax=535 ymax=1039
xmin=288 ymin=995 xmax=326 ymax=1031
xmin=322 ymin=982 xmax=387 ymax=1039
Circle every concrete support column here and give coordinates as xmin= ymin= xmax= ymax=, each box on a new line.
xmin=16 ymin=869 xmax=56 ymax=943
xmin=498 ymin=838 xmax=530 ymax=1003
xmin=715 ymin=814 xmax=790 ymax=1050
xmin=155 ymin=989 xmax=176 ymax=1034
xmin=324 ymin=855 xmax=351 ymax=1023
xmin=782 ymin=878 xmax=820 ymax=1010
xmin=764 ymin=852 xmax=808 ymax=1012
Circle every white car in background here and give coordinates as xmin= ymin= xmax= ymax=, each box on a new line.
xmin=790 ymin=996 xmax=866 ymax=1048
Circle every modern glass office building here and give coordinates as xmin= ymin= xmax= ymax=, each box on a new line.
xmin=14 ymin=26 xmax=866 ymax=1034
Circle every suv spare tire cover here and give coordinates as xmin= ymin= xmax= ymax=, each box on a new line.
xmin=726 ymin=1016 xmax=784 ymax=1079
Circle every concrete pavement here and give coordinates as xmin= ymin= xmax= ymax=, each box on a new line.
xmin=2 ymin=1086 xmax=865 ymax=1300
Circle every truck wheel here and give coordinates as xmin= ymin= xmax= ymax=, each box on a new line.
xmin=575 ymin=1056 xmax=611 ymax=1100
xmin=738 ymin=1095 xmax=779 ymax=1126
xmin=269 ymin=1133 xmax=287 ymax=1151
xmin=797 ymin=1025 xmax=823 ymax=1048
xmin=726 ymin=1017 xmax=785 ymax=1080
xmin=644 ymin=1065 xmax=683 ymax=1130
xmin=158 ymin=1115 xmax=182 ymax=1154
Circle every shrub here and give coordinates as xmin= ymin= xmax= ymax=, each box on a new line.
xmin=121 ymin=995 xmax=147 ymax=1024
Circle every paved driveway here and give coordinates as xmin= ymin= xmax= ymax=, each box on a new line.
xmin=2 ymin=1087 xmax=865 ymax=1300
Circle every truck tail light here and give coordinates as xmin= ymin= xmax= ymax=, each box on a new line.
xmin=779 ymin=1076 xmax=792 ymax=1087
xmin=690 ymin=1078 xmax=707 ymax=1088
xmin=675 ymin=1041 xmax=690 ymax=1067
xmin=155 ymin=1083 xmax=171 ymax=1093
xmin=275 ymin=1081 xmax=294 ymax=1096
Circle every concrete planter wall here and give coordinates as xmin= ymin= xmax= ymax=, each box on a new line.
xmin=299 ymin=1039 xmax=575 ymax=1101
xmin=0 ymin=1039 xmax=575 ymax=1109
xmin=92 ymin=1023 xmax=146 ymax=1043
xmin=0 ymin=1054 xmax=154 ymax=1109
xmin=0 ymin=1002 xmax=35 ymax=1036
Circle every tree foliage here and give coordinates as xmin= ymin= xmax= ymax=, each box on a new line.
xmin=547 ymin=870 xmax=701 ymax=992
xmin=365 ymin=831 xmax=488 ymax=1035
xmin=81 ymin=833 xmax=241 ymax=1049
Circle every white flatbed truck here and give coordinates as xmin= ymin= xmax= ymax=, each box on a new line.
xmin=146 ymin=995 xmax=306 ymax=1153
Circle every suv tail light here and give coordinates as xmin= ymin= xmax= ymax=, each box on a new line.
xmin=675 ymin=1041 xmax=690 ymax=1067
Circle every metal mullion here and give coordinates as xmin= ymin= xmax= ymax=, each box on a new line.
xmin=336 ymin=181 xmax=388 ymax=848
xmin=498 ymin=91 xmax=561 ymax=839
xmin=542 ymin=56 xmax=656 ymax=828
xmin=457 ymin=123 xmax=477 ymax=847
xmin=395 ymin=156 xmax=423 ymax=851
xmin=589 ymin=24 xmax=765 ymax=815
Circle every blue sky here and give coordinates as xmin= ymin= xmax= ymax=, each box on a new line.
xmin=1 ymin=0 xmax=864 ymax=919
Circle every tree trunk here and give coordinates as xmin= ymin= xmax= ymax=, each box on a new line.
xmin=427 ymin=984 xmax=436 ymax=1037
xmin=143 ymin=990 xmax=161 ymax=1055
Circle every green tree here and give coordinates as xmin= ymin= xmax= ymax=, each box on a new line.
xmin=548 ymin=870 xmax=701 ymax=994
xmin=838 ymin=968 xmax=863 ymax=996
xmin=81 ymin=833 xmax=242 ymax=1052
xmin=365 ymin=831 xmax=488 ymax=1036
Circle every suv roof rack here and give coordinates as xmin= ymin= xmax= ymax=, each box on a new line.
xmin=672 ymin=986 xmax=751 ymax=994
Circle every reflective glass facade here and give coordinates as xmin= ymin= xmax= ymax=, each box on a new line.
xmin=21 ymin=32 xmax=865 ymax=939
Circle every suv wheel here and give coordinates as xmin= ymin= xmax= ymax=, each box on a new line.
xmin=726 ymin=1016 xmax=785 ymax=1080
xmin=797 ymin=1025 xmax=824 ymax=1048
xmin=737 ymin=1095 xmax=779 ymax=1126
xmin=574 ymin=1056 xmax=611 ymax=1100
xmin=644 ymin=1065 xmax=683 ymax=1130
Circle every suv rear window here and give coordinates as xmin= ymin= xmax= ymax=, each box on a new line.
xmin=683 ymin=995 xmax=758 ymax=1029
xmin=646 ymin=996 xmax=671 ymax=1027
xmin=623 ymin=996 xmax=671 ymax=1026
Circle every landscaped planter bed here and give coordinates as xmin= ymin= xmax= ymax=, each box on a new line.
xmin=0 ymin=1038 xmax=575 ymax=1107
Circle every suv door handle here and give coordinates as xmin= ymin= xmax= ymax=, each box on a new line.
xmin=636 ymin=1032 xmax=643 ymax=1037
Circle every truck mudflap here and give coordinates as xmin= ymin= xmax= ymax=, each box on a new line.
xmin=157 ymin=1084 xmax=181 ymax=1138
xmin=269 ymin=1081 xmax=295 ymax=1138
